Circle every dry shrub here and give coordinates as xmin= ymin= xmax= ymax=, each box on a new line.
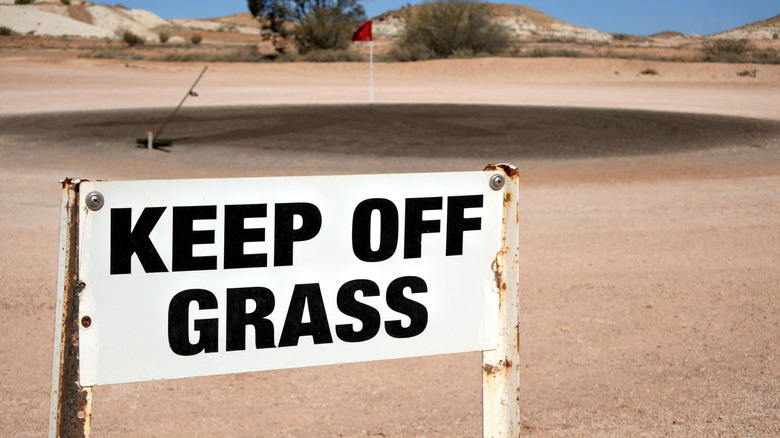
xmin=122 ymin=30 xmax=144 ymax=46
xmin=390 ymin=0 xmax=510 ymax=61
xmin=524 ymin=47 xmax=590 ymax=58
xmin=78 ymin=50 xmax=145 ymax=60
xmin=701 ymin=38 xmax=753 ymax=63
xmin=295 ymin=6 xmax=362 ymax=53
xmin=388 ymin=42 xmax=434 ymax=62
xmin=751 ymin=48 xmax=780 ymax=65
xmin=299 ymin=48 xmax=364 ymax=62
xmin=701 ymin=39 xmax=780 ymax=64
xmin=155 ymin=45 xmax=277 ymax=63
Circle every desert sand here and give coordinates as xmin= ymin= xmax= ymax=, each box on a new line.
xmin=1 ymin=50 xmax=779 ymax=437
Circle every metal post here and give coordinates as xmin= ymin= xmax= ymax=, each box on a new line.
xmin=482 ymin=164 xmax=520 ymax=438
xmin=369 ymin=40 xmax=374 ymax=104
xmin=157 ymin=66 xmax=208 ymax=135
xmin=50 ymin=178 xmax=92 ymax=438
xmin=147 ymin=131 xmax=153 ymax=151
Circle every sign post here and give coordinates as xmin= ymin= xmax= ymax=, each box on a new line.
xmin=50 ymin=166 xmax=520 ymax=437
xmin=50 ymin=178 xmax=92 ymax=438
xmin=482 ymin=164 xmax=521 ymax=437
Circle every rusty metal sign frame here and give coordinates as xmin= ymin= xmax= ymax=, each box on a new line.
xmin=49 ymin=166 xmax=520 ymax=437
xmin=482 ymin=163 xmax=521 ymax=437
xmin=50 ymin=178 xmax=92 ymax=438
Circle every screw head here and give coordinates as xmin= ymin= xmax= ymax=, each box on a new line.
xmin=81 ymin=315 xmax=92 ymax=329
xmin=85 ymin=191 xmax=104 ymax=211
xmin=489 ymin=174 xmax=505 ymax=191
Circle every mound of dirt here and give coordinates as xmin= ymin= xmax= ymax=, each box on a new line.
xmin=210 ymin=12 xmax=263 ymax=28
xmin=373 ymin=3 xmax=612 ymax=43
xmin=651 ymin=31 xmax=685 ymax=38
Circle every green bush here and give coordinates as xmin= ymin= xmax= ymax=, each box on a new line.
xmin=14 ymin=0 xmax=33 ymax=4
xmin=158 ymin=32 xmax=170 ymax=43
xmin=0 ymin=27 xmax=12 ymax=36
xmin=390 ymin=0 xmax=510 ymax=61
xmin=61 ymin=0 xmax=71 ymax=5
xmin=190 ymin=34 xmax=202 ymax=45
xmin=122 ymin=30 xmax=144 ymax=46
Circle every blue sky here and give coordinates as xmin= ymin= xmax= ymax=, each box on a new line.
xmin=113 ymin=1 xmax=778 ymax=36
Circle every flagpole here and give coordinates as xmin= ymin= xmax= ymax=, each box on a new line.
xmin=351 ymin=20 xmax=373 ymax=105
xmin=370 ymin=39 xmax=374 ymax=104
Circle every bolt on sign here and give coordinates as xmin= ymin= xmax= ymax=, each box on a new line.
xmin=51 ymin=166 xmax=520 ymax=437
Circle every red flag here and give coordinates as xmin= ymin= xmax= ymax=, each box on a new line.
xmin=351 ymin=20 xmax=372 ymax=42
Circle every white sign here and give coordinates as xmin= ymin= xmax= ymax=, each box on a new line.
xmin=76 ymin=171 xmax=505 ymax=385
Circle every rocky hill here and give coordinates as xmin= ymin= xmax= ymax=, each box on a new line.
xmin=1 ymin=1 xmax=778 ymax=45
xmin=373 ymin=4 xmax=611 ymax=43
xmin=0 ymin=0 xmax=260 ymax=42
xmin=715 ymin=14 xmax=780 ymax=40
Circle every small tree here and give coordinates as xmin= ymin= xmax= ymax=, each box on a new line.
xmin=296 ymin=3 xmax=364 ymax=52
xmin=122 ymin=30 xmax=144 ymax=46
xmin=248 ymin=0 xmax=365 ymax=53
xmin=391 ymin=0 xmax=510 ymax=61
xmin=249 ymin=0 xmax=287 ymax=33
xmin=191 ymin=34 xmax=202 ymax=45
xmin=159 ymin=32 xmax=170 ymax=43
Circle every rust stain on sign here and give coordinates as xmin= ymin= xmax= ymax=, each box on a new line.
xmin=483 ymin=357 xmax=514 ymax=375
xmin=492 ymin=255 xmax=507 ymax=294
xmin=483 ymin=163 xmax=519 ymax=179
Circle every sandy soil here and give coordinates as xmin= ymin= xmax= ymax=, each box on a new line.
xmin=0 ymin=54 xmax=779 ymax=437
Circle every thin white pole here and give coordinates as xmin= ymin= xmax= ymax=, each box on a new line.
xmin=369 ymin=40 xmax=374 ymax=104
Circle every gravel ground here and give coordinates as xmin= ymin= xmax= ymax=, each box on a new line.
xmin=0 ymin=56 xmax=778 ymax=437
